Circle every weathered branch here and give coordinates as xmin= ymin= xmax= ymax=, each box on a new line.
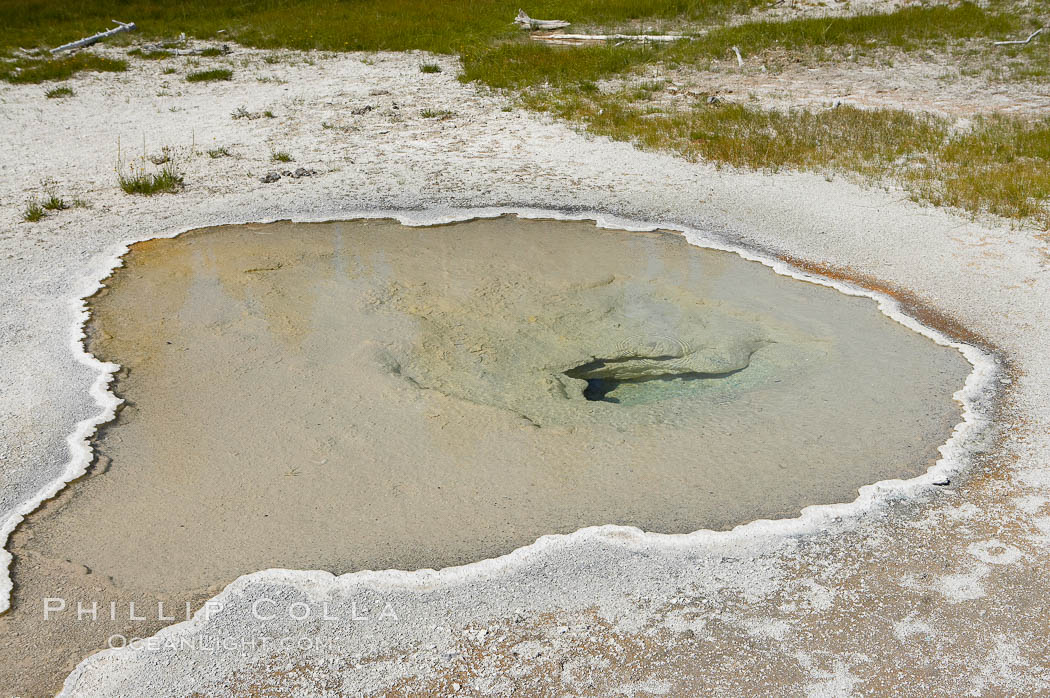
xmin=530 ymin=32 xmax=691 ymax=45
xmin=50 ymin=20 xmax=137 ymax=54
xmin=515 ymin=9 xmax=570 ymax=31
xmin=994 ymin=28 xmax=1043 ymax=46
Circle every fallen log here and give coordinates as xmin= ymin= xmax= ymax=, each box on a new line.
xmin=993 ymin=28 xmax=1043 ymax=46
xmin=50 ymin=20 xmax=137 ymax=54
xmin=530 ymin=32 xmax=691 ymax=45
xmin=515 ymin=9 xmax=570 ymax=30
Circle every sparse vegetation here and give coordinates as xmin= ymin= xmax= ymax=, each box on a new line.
xmin=0 ymin=0 xmax=765 ymax=55
xmin=22 ymin=199 xmax=44 ymax=222
xmin=420 ymin=108 xmax=454 ymax=119
xmin=420 ymin=63 xmax=441 ymax=73
xmin=199 ymin=46 xmax=227 ymax=57
xmin=23 ymin=180 xmax=70 ymax=221
xmin=117 ymin=154 xmax=184 ymax=195
xmin=44 ymin=86 xmax=73 ymax=98
xmin=263 ymin=110 xmax=275 ymax=118
xmin=41 ymin=182 xmax=67 ymax=211
xmin=231 ymin=105 xmax=251 ymax=119
xmin=186 ymin=68 xmax=232 ymax=82
xmin=42 ymin=195 xmax=67 ymax=211
xmin=1 ymin=54 xmax=126 ymax=84
xmin=462 ymin=5 xmax=1021 ymax=89
xmin=526 ymin=89 xmax=1050 ymax=226
xmin=270 ymin=148 xmax=293 ymax=162
xmin=207 ymin=146 xmax=232 ymax=158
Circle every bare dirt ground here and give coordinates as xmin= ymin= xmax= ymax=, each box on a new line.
xmin=0 ymin=27 xmax=1048 ymax=698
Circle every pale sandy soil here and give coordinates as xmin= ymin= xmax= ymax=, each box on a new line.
xmin=0 ymin=37 xmax=1048 ymax=697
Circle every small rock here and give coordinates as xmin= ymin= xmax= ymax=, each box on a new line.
xmin=351 ymin=104 xmax=375 ymax=115
xmin=933 ymin=479 xmax=951 ymax=486
xmin=260 ymin=172 xmax=281 ymax=183
xmin=706 ymin=95 xmax=720 ymax=105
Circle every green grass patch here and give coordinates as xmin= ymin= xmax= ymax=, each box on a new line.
xmin=270 ymin=149 xmax=292 ymax=162
xmin=420 ymin=62 xmax=442 ymax=73
xmin=199 ymin=46 xmax=226 ymax=57
xmin=464 ymin=4 xmax=1020 ymax=89
xmin=207 ymin=146 xmax=231 ymax=158
xmin=41 ymin=191 xmax=68 ymax=210
xmin=420 ymin=108 xmax=454 ymax=119
xmin=24 ymin=180 xmax=71 ymax=220
xmin=0 ymin=0 xmax=1027 ymax=93
xmin=527 ymin=89 xmax=1050 ymax=226
xmin=22 ymin=200 xmax=44 ymax=222
xmin=0 ymin=0 xmax=764 ymax=54
xmin=675 ymin=2 xmax=1018 ymax=60
xmin=462 ymin=42 xmax=655 ymax=88
xmin=186 ymin=67 xmax=232 ymax=82
xmin=45 ymin=85 xmax=73 ymax=98
xmin=117 ymin=160 xmax=183 ymax=195
xmin=913 ymin=115 xmax=1050 ymax=222
xmin=1 ymin=53 xmax=126 ymax=84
